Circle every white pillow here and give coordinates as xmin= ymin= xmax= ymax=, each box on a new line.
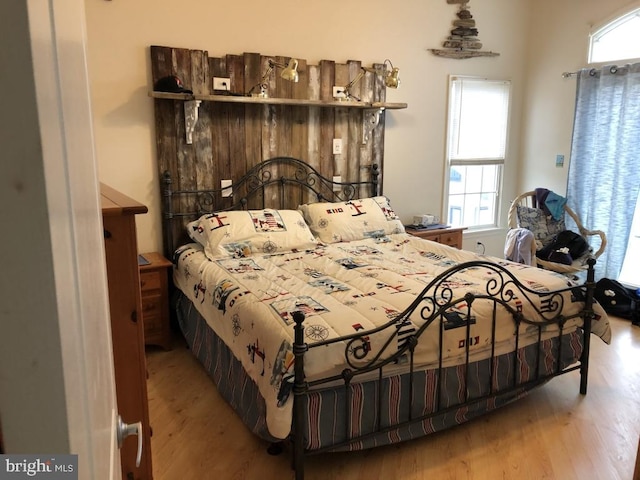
xmin=188 ymin=209 xmax=318 ymax=260
xmin=298 ymin=196 xmax=405 ymax=244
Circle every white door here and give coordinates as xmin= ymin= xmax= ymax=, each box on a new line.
xmin=0 ymin=1 xmax=121 ymax=478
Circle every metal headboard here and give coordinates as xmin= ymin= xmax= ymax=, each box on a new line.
xmin=161 ymin=156 xmax=380 ymax=258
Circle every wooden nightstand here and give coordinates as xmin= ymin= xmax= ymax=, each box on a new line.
xmin=406 ymin=226 xmax=467 ymax=249
xmin=139 ymin=252 xmax=173 ymax=350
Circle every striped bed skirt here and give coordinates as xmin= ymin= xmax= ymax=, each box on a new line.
xmin=175 ymin=291 xmax=584 ymax=452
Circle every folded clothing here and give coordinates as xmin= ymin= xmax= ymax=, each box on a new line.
xmin=537 ymin=230 xmax=590 ymax=264
xmin=547 ymin=248 xmax=573 ymax=265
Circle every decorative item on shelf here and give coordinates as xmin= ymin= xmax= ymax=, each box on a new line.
xmin=150 ymin=47 xmax=408 ymax=150
xmin=336 ymin=59 xmax=400 ymax=102
xmin=335 ymin=59 xmax=401 ymax=143
xmin=247 ymin=58 xmax=299 ymax=97
xmin=153 ymin=75 xmax=193 ymax=94
xmin=429 ymin=0 xmax=499 ymax=59
xmin=153 ymin=75 xmax=201 ymax=144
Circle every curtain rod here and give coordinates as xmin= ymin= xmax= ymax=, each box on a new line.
xmin=562 ymin=64 xmax=627 ymax=78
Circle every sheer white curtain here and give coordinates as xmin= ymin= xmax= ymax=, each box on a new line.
xmin=567 ymin=63 xmax=640 ymax=280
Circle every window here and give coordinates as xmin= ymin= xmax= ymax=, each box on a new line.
xmin=445 ymin=76 xmax=511 ymax=229
xmin=589 ymin=8 xmax=640 ymax=63
xmin=588 ymin=5 xmax=640 ymax=285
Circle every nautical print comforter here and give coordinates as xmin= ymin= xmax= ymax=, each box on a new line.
xmin=173 ymin=234 xmax=611 ymax=439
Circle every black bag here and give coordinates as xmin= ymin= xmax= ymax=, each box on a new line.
xmin=538 ymin=230 xmax=590 ymax=264
xmin=594 ymin=278 xmax=640 ymax=324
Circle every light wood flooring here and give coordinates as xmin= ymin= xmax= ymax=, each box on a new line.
xmin=146 ymin=316 xmax=640 ymax=479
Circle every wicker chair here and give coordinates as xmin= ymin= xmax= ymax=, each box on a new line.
xmin=507 ymin=190 xmax=607 ymax=275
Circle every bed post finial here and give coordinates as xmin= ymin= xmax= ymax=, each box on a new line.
xmin=371 ymin=163 xmax=380 ymax=196
xmin=292 ymin=310 xmax=307 ymax=480
xmin=580 ymin=257 xmax=596 ymax=395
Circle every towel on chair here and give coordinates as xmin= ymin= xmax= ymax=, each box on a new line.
xmin=535 ymin=188 xmax=567 ymax=221
xmin=505 ymin=228 xmax=535 ymax=266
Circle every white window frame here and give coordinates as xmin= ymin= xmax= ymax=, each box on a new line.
xmin=443 ymin=75 xmax=511 ymax=230
xmin=588 ymin=5 xmax=640 ymax=64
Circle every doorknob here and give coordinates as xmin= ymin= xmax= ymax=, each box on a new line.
xmin=116 ymin=415 xmax=143 ymax=468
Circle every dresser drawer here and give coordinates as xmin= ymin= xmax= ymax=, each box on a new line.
xmin=140 ymin=271 xmax=162 ymax=292
xmin=439 ymin=231 xmax=461 ymax=247
xmin=141 ymin=293 xmax=162 ymax=317
xmin=427 ymin=233 xmax=442 ymax=243
xmin=143 ymin=313 xmax=163 ymax=335
xmin=406 ymin=227 xmax=466 ymax=250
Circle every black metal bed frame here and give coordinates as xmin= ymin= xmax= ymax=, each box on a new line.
xmin=160 ymin=157 xmax=596 ymax=480
xmin=161 ymin=156 xmax=379 ymax=259
xmin=291 ymin=259 xmax=595 ymax=479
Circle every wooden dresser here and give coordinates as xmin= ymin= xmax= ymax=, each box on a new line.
xmin=406 ymin=226 xmax=467 ymax=249
xmin=101 ymin=184 xmax=153 ymax=480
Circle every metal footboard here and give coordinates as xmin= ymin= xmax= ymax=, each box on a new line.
xmin=291 ymin=259 xmax=596 ymax=480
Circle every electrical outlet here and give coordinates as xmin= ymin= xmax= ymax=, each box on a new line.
xmin=332 ymin=176 xmax=342 ymax=192
xmin=332 ymin=86 xmax=346 ymax=99
xmin=213 ymin=77 xmax=231 ymax=91
xmin=221 ymin=179 xmax=232 ymax=197
xmin=333 ymin=138 xmax=343 ymax=155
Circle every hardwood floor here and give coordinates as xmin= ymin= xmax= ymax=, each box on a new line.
xmin=146 ymin=316 xmax=640 ymax=479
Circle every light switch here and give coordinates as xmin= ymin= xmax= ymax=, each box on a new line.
xmin=221 ymin=179 xmax=232 ymax=197
xmin=332 ymin=176 xmax=341 ymax=192
xmin=333 ymin=139 xmax=343 ymax=155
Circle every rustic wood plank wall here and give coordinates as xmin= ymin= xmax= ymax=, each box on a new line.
xmin=150 ymin=45 xmax=389 ymax=242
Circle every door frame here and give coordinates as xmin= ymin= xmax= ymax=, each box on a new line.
xmin=0 ymin=1 xmax=121 ymax=478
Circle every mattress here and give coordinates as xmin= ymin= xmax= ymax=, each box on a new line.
xmin=173 ymin=233 xmax=611 ymax=439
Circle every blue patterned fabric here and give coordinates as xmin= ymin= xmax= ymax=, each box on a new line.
xmin=516 ymin=205 xmax=565 ymax=249
xmin=568 ymin=63 xmax=640 ymax=279
xmin=176 ymin=290 xmax=583 ymax=450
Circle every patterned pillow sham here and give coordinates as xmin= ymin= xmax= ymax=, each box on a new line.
xmin=516 ymin=205 xmax=566 ymax=249
xmin=187 ymin=209 xmax=318 ymax=260
xmin=298 ymin=196 xmax=405 ymax=244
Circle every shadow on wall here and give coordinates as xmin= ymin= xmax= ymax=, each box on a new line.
xmin=101 ymin=85 xmax=152 ymax=127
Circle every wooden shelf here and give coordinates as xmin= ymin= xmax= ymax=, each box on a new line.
xmin=151 ymin=90 xmax=407 ymax=145
xmin=149 ymin=91 xmax=408 ymax=110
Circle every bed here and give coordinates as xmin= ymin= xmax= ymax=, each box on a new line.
xmin=161 ymin=157 xmax=611 ymax=480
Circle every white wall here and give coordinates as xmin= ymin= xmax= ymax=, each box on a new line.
xmin=84 ymin=0 xmax=531 ymax=254
xmin=519 ymin=0 xmax=637 ymax=195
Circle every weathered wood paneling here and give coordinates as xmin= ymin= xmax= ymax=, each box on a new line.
xmin=150 ymin=46 xmax=392 ymax=241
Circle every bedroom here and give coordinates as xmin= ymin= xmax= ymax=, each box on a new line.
xmin=1 ymin=0 xmax=639 ymax=479
xmin=84 ymin=0 xmax=640 ymax=267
